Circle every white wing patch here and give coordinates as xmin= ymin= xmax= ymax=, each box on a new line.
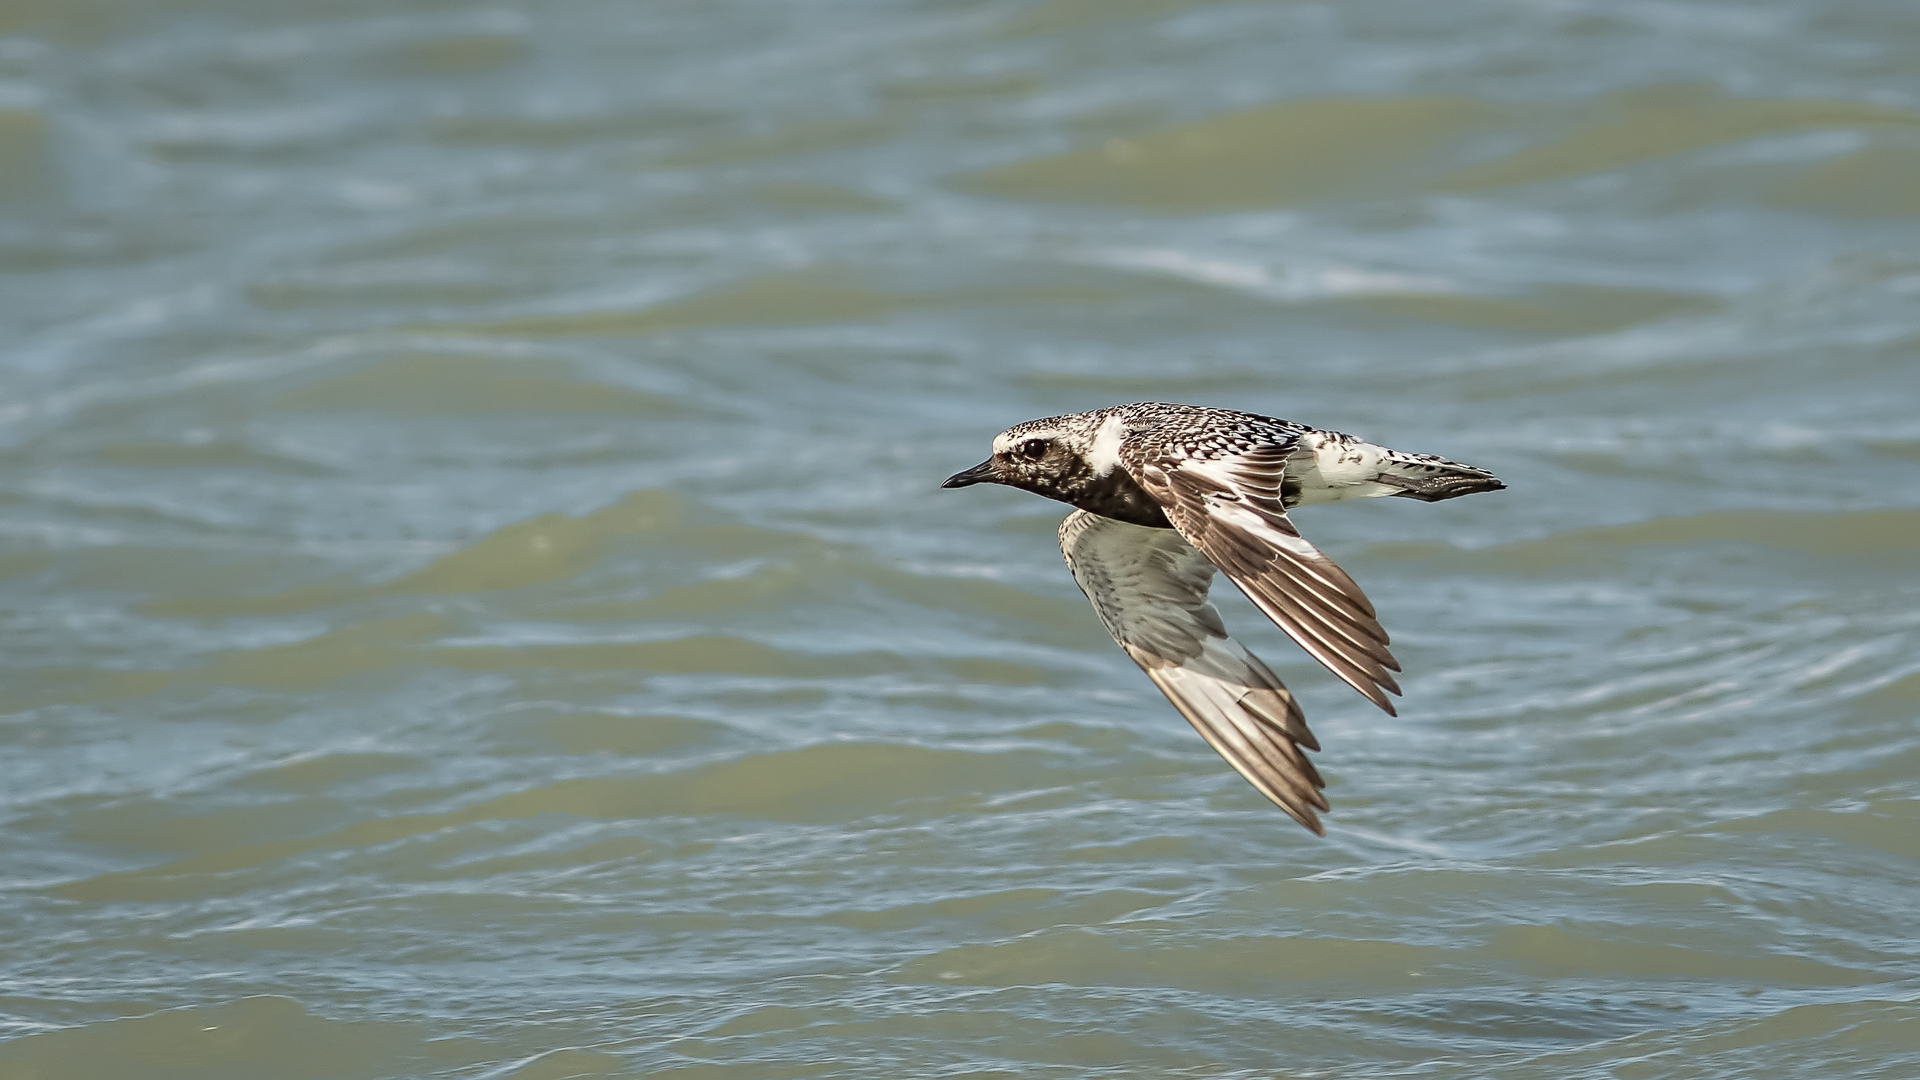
xmin=1203 ymin=499 xmax=1324 ymax=560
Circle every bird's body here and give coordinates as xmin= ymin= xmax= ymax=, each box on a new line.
xmin=943 ymin=402 xmax=1503 ymax=834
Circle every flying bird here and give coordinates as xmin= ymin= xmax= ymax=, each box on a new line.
xmin=942 ymin=402 xmax=1503 ymax=834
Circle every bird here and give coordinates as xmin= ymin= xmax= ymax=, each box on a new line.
xmin=941 ymin=402 xmax=1504 ymax=835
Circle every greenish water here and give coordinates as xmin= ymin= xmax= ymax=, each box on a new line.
xmin=2 ymin=1 xmax=1918 ymax=1077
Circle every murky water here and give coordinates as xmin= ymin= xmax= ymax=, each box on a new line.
xmin=3 ymin=1 xmax=1918 ymax=1076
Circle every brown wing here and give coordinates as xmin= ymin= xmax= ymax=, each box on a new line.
xmin=1059 ymin=510 xmax=1328 ymax=834
xmin=1130 ymin=443 xmax=1404 ymax=714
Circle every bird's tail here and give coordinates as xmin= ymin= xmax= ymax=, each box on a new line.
xmin=1373 ymin=457 xmax=1506 ymax=503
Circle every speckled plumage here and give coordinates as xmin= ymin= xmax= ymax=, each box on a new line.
xmin=943 ymin=402 xmax=1504 ymax=835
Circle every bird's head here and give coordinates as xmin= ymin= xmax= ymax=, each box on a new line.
xmin=941 ymin=411 xmax=1112 ymax=498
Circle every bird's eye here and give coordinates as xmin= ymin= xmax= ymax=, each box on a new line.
xmin=1019 ymin=439 xmax=1049 ymax=460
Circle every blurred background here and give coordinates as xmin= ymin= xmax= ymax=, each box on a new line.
xmin=2 ymin=1 xmax=1918 ymax=1077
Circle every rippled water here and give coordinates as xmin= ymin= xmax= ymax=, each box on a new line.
xmin=3 ymin=1 xmax=1919 ymax=1077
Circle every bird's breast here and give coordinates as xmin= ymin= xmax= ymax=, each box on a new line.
xmin=1070 ymin=470 xmax=1172 ymax=528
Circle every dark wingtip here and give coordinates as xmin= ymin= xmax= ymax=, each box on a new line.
xmin=1275 ymin=799 xmax=1327 ymax=836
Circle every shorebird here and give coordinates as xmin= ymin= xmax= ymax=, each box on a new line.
xmin=942 ymin=402 xmax=1503 ymax=834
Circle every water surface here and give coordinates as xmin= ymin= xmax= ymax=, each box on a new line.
xmin=2 ymin=1 xmax=1919 ymax=1077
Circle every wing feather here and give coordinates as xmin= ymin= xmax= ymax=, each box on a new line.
xmin=1130 ymin=442 xmax=1405 ymax=714
xmin=1059 ymin=510 xmax=1328 ymax=834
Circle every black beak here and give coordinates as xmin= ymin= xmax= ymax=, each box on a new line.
xmin=941 ymin=459 xmax=999 ymax=489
